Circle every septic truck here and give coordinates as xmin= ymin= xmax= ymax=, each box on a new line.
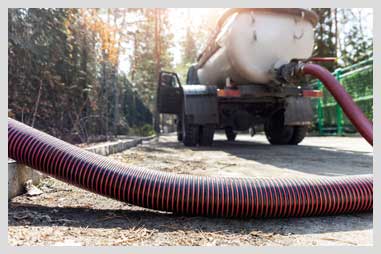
xmin=156 ymin=8 xmax=323 ymax=146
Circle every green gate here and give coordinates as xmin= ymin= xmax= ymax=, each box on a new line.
xmin=313 ymin=58 xmax=373 ymax=135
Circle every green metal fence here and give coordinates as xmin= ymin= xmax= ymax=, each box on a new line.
xmin=313 ymin=58 xmax=373 ymax=135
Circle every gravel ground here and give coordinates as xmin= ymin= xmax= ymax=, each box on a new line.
xmin=8 ymin=133 xmax=373 ymax=246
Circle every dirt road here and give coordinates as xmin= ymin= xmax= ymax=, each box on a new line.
xmin=8 ymin=133 xmax=373 ymax=246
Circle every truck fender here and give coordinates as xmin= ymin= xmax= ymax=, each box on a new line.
xmin=284 ymin=97 xmax=313 ymax=126
xmin=182 ymin=85 xmax=219 ymax=125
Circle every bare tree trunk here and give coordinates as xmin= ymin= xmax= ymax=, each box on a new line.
xmin=21 ymin=106 xmax=24 ymax=123
xmin=131 ymin=33 xmax=137 ymax=82
xmin=358 ymin=9 xmax=364 ymax=38
xmin=103 ymin=9 xmax=112 ymax=139
xmin=31 ymin=80 xmax=43 ymax=128
xmin=334 ymin=8 xmax=340 ymax=62
xmin=113 ymin=8 xmax=128 ymax=134
xmin=153 ymin=8 xmax=161 ymax=134
xmin=102 ymin=60 xmax=108 ymax=137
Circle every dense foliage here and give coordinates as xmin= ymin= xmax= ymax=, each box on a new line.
xmin=8 ymin=9 xmax=154 ymax=143
xmin=312 ymin=8 xmax=373 ymax=71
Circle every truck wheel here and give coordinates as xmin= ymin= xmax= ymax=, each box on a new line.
xmin=225 ymin=127 xmax=237 ymax=141
xmin=288 ymin=126 xmax=308 ymax=145
xmin=182 ymin=113 xmax=199 ymax=147
xmin=176 ymin=117 xmax=183 ymax=141
xmin=199 ymin=125 xmax=215 ymax=146
xmin=264 ymin=110 xmax=294 ymax=145
xmin=177 ymin=132 xmax=183 ymax=142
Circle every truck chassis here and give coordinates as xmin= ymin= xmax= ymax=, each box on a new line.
xmin=157 ymin=70 xmax=319 ymax=147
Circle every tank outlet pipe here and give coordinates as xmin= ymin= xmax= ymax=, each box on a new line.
xmin=8 ymin=118 xmax=372 ymax=218
xmin=278 ymin=62 xmax=373 ymax=146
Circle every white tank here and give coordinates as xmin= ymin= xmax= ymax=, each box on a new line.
xmin=197 ymin=9 xmax=317 ymax=87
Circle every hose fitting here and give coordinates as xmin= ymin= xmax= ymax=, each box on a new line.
xmin=274 ymin=60 xmax=304 ymax=84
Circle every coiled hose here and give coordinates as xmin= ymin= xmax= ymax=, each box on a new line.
xmin=8 ymin=118 xmax=372 ymax=218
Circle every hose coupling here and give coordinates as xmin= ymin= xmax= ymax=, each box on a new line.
xmin=274 ymin=60 xmax=305 ymax=84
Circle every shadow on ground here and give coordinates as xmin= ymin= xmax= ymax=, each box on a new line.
xmin=142 ymin=136 xmax=372 ymax=176
xmin=8 ymin=202 xmax=372 ymax=236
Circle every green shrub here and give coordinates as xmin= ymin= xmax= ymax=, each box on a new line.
xmin=129 ymin=124 xmax=155 ymax=137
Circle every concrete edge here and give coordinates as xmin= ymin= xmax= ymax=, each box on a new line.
xmin=84 ymin=135 xmax=156 ymax=156
xmin=8 ymin=135 xmax=157 ymax=200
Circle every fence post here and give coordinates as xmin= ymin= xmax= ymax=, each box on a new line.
xmin=317 ymin=80 xmax=324 ymax=135
xmin=335 ymin=69 xmax=344 ymax=136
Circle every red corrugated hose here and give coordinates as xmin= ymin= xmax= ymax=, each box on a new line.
xmin=8 ymin=115 xmax=372 ymax=218
xmin=301 ymin=63 xmax=373 ymax=146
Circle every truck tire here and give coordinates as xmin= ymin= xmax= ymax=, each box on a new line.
xmin=264 ymin=110 xmax=294 ymax=145
xmin=199 ymin=125 xmax=215 ymax=146
xmin=288 ymin=126 xmax=308 ymax=145
xmin=177 ymin=132 xmax=183 ymax=142
xmin=182 ymin=113 xmax=199 ymax=147
xmin=176 ymin=117 xmax=183 ymax=141
xmin=225 ymin=127 xmax=237 ymax=141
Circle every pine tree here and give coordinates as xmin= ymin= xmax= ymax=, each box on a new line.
xmin=312 ymin=8 xmax=338 ymax=71
xmin=181 ymin=26 xmax=198 ymax=65
xmin=129 ymin=8 xmax=174 ymax=132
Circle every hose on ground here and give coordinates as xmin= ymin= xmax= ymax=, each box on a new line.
xmin=8 ymin=118 xmax=372 ymax=218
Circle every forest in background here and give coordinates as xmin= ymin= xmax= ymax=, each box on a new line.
xmin=8 ymin=8 xmax=373 ymax=143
